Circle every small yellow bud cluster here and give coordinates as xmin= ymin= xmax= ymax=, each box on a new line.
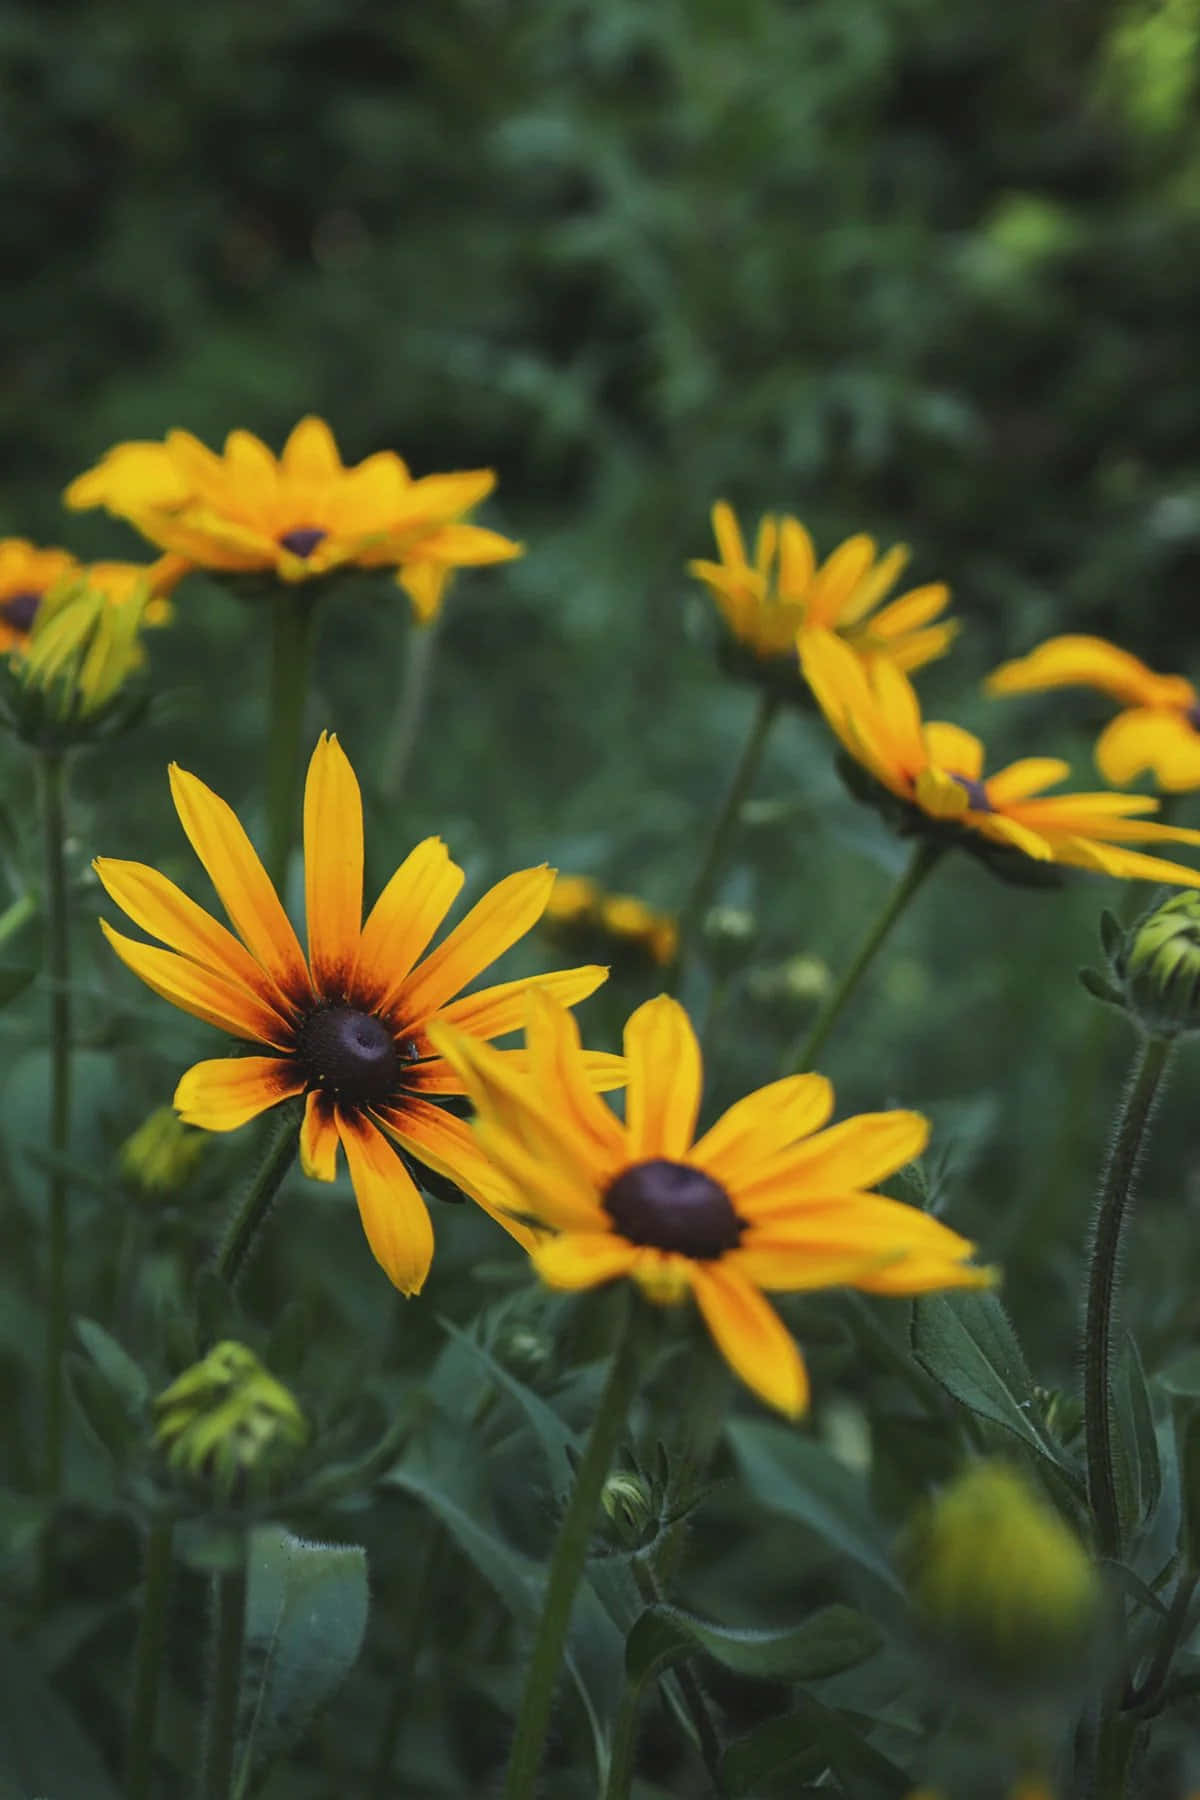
xmin=153 ymin=1341 xmax=309 ymax=1500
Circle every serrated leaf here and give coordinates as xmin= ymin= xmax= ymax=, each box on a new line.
xmin=233 ymin=1527 xmax=369 ymax=1798
xmin=626 ymin=1602 xmax=881 ymax=1687
xmin=726 ymin=1420 xmax=901 ymax=1591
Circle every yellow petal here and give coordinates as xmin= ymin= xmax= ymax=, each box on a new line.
xmin=100 ymin=920 xmax=294 ymax=1047
xmin=354 ymin=838 xmax=465 ymax=1014
xmin=394 ymin=866 xmax=556 ymax=1027
xmin=433 ymin=964 xmax=608 ymax=1042
xmin=403 ymin=523 xmax=522 ymax=567
xmin=710 ymin=501 xmax=747 ymax=569
xmin=808 ymin=535 xmax=877 ymax=628
xmin=737 ymin=1111 xmax=930 ymax=1215
xmin=524 ymin=988 xmax=628 ymax=1164
xmin=867 ymin=581 xmax=950 ymax=638
xmin=883 ymin=620 xmax=958 ymax=675
xmin=984 ymin=758 xmax=1072 ymax=804
xmin=222 ymin=430 xmax=279 ymax=508
xmin=915 ymin=767 xmax=970 ymax=819
xmin=93 ymin=857 xmax=295 ymax=1022
xmin=1096 ymin=707 xmax=1200 ymax=793
xmin=690 ymin=1264 xmax=809 ymax=1417
xmin=624 ymin=995 xmax=702 ymax=1160
xmin=972 ymin=814 xmax=1056 ymax=861
xmin=174 ymin=1056 xmax=304 ymax=1131
xmin=304 ymin=733 xmax=363 ymax=997
xmin=335 ymin=1106 xmax=434 ymax=1295
xmin=168 ymin=764 xmax=312 ymax=1006
xmin=300 ymin=1089 xmax=339 ymax=1180
xmin=691 ymin=1074 xmax=834 ymax=1186
xmin=281 ymin=416 xmax=342 ymax=480
xmin=530 ymin=1231 xmax=640 ymax=1290
xmin=922 ymin=721 xmax=984 ymax=781
xmin=986 ymin=634 xmax=1193 ymax=710
xmin=373 ymin=1097 xmax=539 ymax=1249
xmin=398 ymin=561 xmax=452 ymax=623
xmin=776 ymin=516 xmax=816 ymax=599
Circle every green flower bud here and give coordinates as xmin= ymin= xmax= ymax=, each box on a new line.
xmin=8 ymin=575 xmax=150 ymax=743
xmin=600 ymin=1470 xmax=656 ymax=1546
xmin=153 ymin=1341 xmax=309 ymax=1500
xmin=900 ymin=1461 xmax=1099 ymax=1693
xmin=1118 ymin=891 xmax=1200 ymax=1036
xmin=119 ymin=1106 xmax=208 ymax=1197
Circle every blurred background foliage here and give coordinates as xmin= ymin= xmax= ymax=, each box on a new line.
xmin=5 ymin=0 xmax=1200 ymax=1791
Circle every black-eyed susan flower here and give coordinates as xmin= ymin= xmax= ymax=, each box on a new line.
xmin=542 ymin=874 xmax=679 ymax=969
xmin=688 ymin=501 xmax=956 ymax=672
xmin=803 ymin=628 xmax=1200 ymax=887
xmin=95 ymin=733 xmax=617 ymax=1295
xmin=65 ymin=416 xmax=521 ymax=614
xmin=430 ymin=991 xmax=991 ymax=1418
xmin=987 ymin=633 xmax=1200 ymax=793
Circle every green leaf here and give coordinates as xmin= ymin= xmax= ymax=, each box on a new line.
xmin=0 ymin=1629 xmax=120 ymax=1799
xmin=1112 ymin=1334 xmax=1161 ymax=1534
xmin=626 ymin=1602 xmax=881 ymax=1687
xmin=726 ymin=1420 xmax=901 ymax=1591
xmin=74 ymin=1317 xmax=150 ymax=1412
xmin=0 ymin=965 xmax=34 ymax=1008
xmin=1156 ymin=1348 xmax=1200 ymax=1398
xmin=234 ymin=1526 xmax=369 ymax=1798
xmin=911 ymin=1291 xmax=1078 ymax=1488
xmin=437 ymin=1315 xmax=580 ymax=1492
xmin=388 ymin=1466 xmax=537 ymax=1621
xmin=721 ymin=1692 xmax=911 ymax=1798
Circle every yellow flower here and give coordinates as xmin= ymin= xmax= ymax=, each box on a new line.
xmin=95 ymin=734 xmax=617 ymax=1295
xmin=542 ymin=873 xmax=678 ymax=968
xmin=987 ymin=632 xmax=1200 ymax=793
xmin=430 ymin=991 xmax=991 ymax=1418
xmin=803 ymin=628 xmax=1200 ymax=887
xmin=19 ymin=573 xmax=159 ymax=722
xmin=688 ymin=501 xmax=956 ymax=670
xmin=65 ymin=416 xmax=522 ymax=615
xmin=0 ymin=539 xmax=185 ymax=654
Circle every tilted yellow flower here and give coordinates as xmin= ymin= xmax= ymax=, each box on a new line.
xmin=803 ymin=628 xmax=1200 ymax=887
xmin=688 ymin=501 xmax=956 ymax=671
xmin=431 ymin=991 xmax=991 ymax=1418
xmin=95 ymin=734 xmax=618 ymax=1294
xmin=0 ymin=538 xmax=185 ymax=653
xmin=542 ymin=873 xmax=678 ymax=968
xmin=65 ymin=416 xmax=521 ymax=616
xmin=987 ymin=632 xmax=1200 ymax=793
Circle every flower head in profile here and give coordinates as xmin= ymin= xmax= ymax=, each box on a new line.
xmin=95 ymin=734 xmax=617 ymax=1294
xmin=688 ymin=502 xmax=956 ymax=672
xmin=803 ymin=629 xmax=1200 ymax=888
xmin=987 ymin=633 xmax=1200 ymax=793
xmin=431 ymin=992 xmax=991 ymax=1417
xmin=542 ymin=874 xmax=678 ymax=969
xmin=0 ymin=538 xmax=185 ymax=654
xmin=65 ymin=416 xmax=521 ymax=616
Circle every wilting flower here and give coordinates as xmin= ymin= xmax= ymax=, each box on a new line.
xmin=542 ymin=874 xmax=678 ymax=968
xmin=803 ymin=629 xmax=1200 ymax=887
xmin=65 ymin=416 xmax=521 ymax=615
xmin=987 ymin=632 xmax=1200 ymax=793
xmin=0 ymin=539 xmax=185 ymax=653
xmin=95 ymin=734 xmax=618 ymax=1294
xmin=431 ymin=991 xmax=991 ymax=1417
xmin=688 ymin=501 xmax=956 ymax=672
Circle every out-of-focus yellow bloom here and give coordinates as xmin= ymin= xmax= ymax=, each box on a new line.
xmin=803 ymin=628 xmax=1200 ymax=888
xmin=65 ymin=416 xmax=521 ymax=620
xmin=0 ymin=539 xmax=185 ymax=653
xmin=432 ymin=991 xmax=992 ymax=1418
xmin=987 ymin=633 xmax=1200 ymax=793
xmin=19 ymin=572 xmax=157 ymax=722
xmin=153 ymin=1341 xmax=309 ymax=1498
xmin=118 ymin=1105 xmax=209 ymax=1195
xmin=542 ymin=873 xmax=678 ymax=967
xmin=689 ymin=501 xmax=956 ymax=671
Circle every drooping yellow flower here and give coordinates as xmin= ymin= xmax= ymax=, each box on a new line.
xmin=688 ymin=501 xmax=956 ymax=671
xmin=803 ymin=629 xmax=1200 ymax=887
xmin=95 ymin=734 xmax=617 ymax=1295
xmin=430 ymin=991 xmax=991 ymax=1418
xmin=0 ymin=539 xmax=185 ymax=653
xmin=987 ymin=632 xmax=1200 ymax=793
xmin=542 ymin=874 xmax=679 ymax=968
xmin=65 ymin=416 xmax=521 ymax=615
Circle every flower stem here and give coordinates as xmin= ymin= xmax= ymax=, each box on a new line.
xmin=379 ymin=614 xmax=441 ymax=807
xmin=125 ymin=1518 xmax=174 ymax=1800
xmin=265 ymin=591 xmax=319 ymax=893
xmin=601 ymin=1558 xmax=722 ymax=1800
xmin=783 ymin=840 xmax=941 ymax=1074
xmin=38 ymin=748 xmax=71 ymax=1507
xmin=213 ymin=1112 xmax=299 ymax=1290
xmin=201 ymin=1561 xmax=246 ymax=1800
xmin=675 ymin=691 xmax=780 ymax=972
xmin=502 ymin=1292 xmax=645 ymax=1800
xmin=1084 ymin=1031 xmax=1172 ymax=1561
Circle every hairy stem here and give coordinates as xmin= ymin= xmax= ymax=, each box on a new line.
xmin=38 ymin=749 xmax=71 ymax=1508
xmin=213 ymin=1112 xmax=299 ymax=1291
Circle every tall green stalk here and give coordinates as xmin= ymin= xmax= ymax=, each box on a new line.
xmin=674 ymin=690 xmax=780 ymax=976
xmin=214 ymin=1113 xmax=299 ymax=1290
xmin=125 ymin=1519 xmax=174 ymax=1800
xmin=201 ymin=1561 xmax=247 ymax=1800
xmin=783 ymin=840 xmax=941 ymax=1074
xmin=379 ymin=615 xmax=441 ymax=807
xmin=1083 ymin=1031 xmax=1172 ymax=1561
xmin=502 ymin=1294 xmax=645 ymax=1800
xmin=264 ymin=591 xmax=319 ymax=893
xmin=38 ymin=748 xmax=71 ymax=1504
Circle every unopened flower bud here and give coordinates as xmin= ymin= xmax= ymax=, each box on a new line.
xmin=600 ymin=1470 xmax=655 ymax=1545
xmin=119 ymin=1106 xmax=208 ymax=1197
xmin=18 ymin=575 xmax=149 ymax=729
xmin=1119 ymin=891 xmax=1200 ymax=1036
xmin=900 ymin=1461 xmax=1099 ymax=1693
xmin=153 ymin=1341 xmax=308 ymax=1500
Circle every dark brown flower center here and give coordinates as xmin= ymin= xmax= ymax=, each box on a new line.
xmin=603 ymin=1158 xmax=744 ymax=1259
xmin=950 ymin=774 xmax=992 ymax=812
xmin=0 ymin=590 xmax=42 ymax=633
xmin=278 ymin=527 xmax=327 ymax=558
xmin=1187 ymin=703 xmax=1200 ymax=734
xmin=295 ymin=1004 xmax=402 ymax=1106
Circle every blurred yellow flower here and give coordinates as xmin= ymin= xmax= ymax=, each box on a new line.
xmin=431 ymin=991 xmax=991 ymax=1418
xmin=688 ymin=501 xmax=956 ymax=671
xmin=987 ymin=632 xmax=1200 ymax=793
xmin=19 ymin=572 xmax=160 ymax=722
xmin=96 ymin=733 xmax=618 ymax=1295
xmin=803 ymin=628 xmax=1200 ymax=887
xmin=542 ymin=873 xmax=678 ymax=967
xmin=65 ymin=415 xmax=521 ymax=617
xmin=0 ymin=539 xmax=184 ymax=653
